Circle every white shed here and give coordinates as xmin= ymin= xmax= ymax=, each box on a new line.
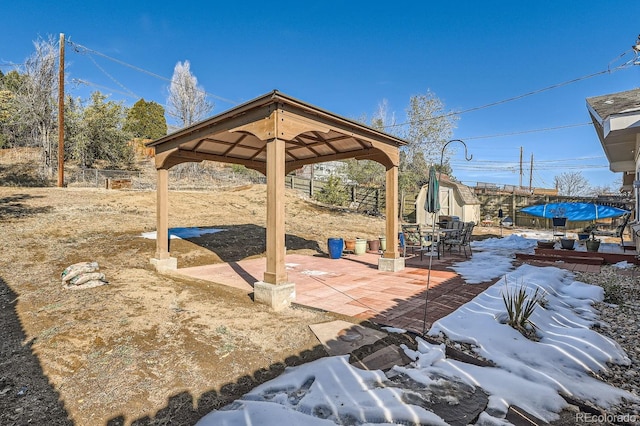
xmin=415 ymin=174 xmax=481 ymax=226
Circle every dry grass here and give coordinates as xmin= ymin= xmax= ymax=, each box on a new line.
xmin=0 ymin=149 xmax=396 ymax=425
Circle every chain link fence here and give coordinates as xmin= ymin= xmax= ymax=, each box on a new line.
xmin=65 ymin=163 xmax=266 ymax=191
xmin=66 ymin=168 xmax=144 ymax=188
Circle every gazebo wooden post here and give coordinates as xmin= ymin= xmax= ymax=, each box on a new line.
xmin=254 ymin=135 xmax=295 ymax=310
xmin=264 ymin=137 xmax=288 ymax=284
xmin=151 ymin=167 xmax=177 ymax=271
xmin=378 ymin=164 xmax=405 ymax=272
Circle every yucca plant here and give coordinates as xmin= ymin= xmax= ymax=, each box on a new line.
xmin=501 ymin=280 xmax=546 ymax=337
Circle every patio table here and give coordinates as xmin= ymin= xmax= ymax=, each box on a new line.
xmin=422 ymin=228 xmax=459 ymax=259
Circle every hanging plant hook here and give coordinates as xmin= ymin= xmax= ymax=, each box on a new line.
xmin=439 ymin=139 xmax=472 ymax=169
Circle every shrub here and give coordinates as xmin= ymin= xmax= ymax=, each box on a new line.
xmin=500 ymin=279 xmax=546 ymax=337
xmin=601 ymin=282 xmax=625 ymax=306
xmin=314 ymin=175 xmax=349 ymax=206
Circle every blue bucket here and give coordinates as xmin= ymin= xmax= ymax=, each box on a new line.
xmin=327 ymin=238 xmax=344 ymax=259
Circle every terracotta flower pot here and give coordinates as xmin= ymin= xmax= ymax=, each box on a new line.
xmin=344 ymin=239 xmax=356 ymax=251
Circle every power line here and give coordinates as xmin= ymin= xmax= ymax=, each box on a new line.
xmin=453 ymin=163 xmax=608 ymax=171
xmin=454 ymin=155 xmax=605 ymax=164
xmin=532 ymin=170 xmax=551 ymax=188
xmin=458 ymin=122 xmax=592 ymax=141
xmin=534 ymin=155 xmax=605 ymax=163
xmin=73 ymin=78 xmax=194 ymax=121
xmin=85 ymin=54 xmax=139 ymax=99
xmin=383 ymin=49 xmax=637 ymax=130
xmin=0 ymin=61 xmax=24 ymax=69
xmin=67 ymin=39 xmax=238 ymax=105
xmin=72 ymin=78 xmax=139 ymax=99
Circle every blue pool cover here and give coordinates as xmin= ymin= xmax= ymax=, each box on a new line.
xmin=520 ymin=202 xmax=628 ymax=221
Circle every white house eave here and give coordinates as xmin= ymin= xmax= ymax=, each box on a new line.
xmin=609 ymin=160 xmax=636 ymax=173
xmin=606 ymin=110 xmax=640 ymax=136
xmin=586 ymin=102 xmax=603 ymax=126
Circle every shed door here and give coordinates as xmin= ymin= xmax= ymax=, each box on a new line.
xmin=439 ymin=188 xmax=453 ymax=216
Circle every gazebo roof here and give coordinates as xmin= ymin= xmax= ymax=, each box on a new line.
xmin=147 ymin=90 xmax=407 ymax=173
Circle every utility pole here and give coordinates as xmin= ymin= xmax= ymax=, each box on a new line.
xmin=57 ymin=33 xmax=65 ymax=188
xmin=519 ymin=146 xmax=523 ymax=188
xmin=529 ymin=153 xmax=533 ymax=192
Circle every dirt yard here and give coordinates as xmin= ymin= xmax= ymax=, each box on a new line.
xmin=1 ymin=180 xmax=436 ymax=425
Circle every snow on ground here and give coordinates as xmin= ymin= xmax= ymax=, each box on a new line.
xmin=458 ymin=230 xmax=625 ymax=284
xmin=198 ymin=355 xmax=449 ymax=425
xmin=452 ymin=234 xmax=537 ymax=284
xmin=426 ymin=264 xmax=635 ymax=421
xmin=141 ymin=227 xmax=225 ymax=239
xmin=382 ymin=326 xmax=407 ymax=334
xmin=195 ymin=232 xmax=638 ymax=425
xmin=613 ymin=260 xmax=634 ymax=269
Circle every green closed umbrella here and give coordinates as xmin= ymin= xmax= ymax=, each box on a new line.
xmin=424 ymin=166 xmax=440 ymax=213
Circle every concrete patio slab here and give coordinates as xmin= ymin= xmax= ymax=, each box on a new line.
xmin=177 ymin=252 xmax=490 ymax=334
xmin=176 ymin=247 xmax=610 ymax=334
xmin=308 ymin=320 xmax=388 ymax=356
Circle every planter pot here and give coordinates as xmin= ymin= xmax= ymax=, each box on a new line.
xmin=537 ymin=240 xmax=555 ymax=249
xmin=327 ymin=238 xmax=344 ymax=259
xmin=344 ymin=239 xmax=356 ymax=251
xmin=560 ymin=238 xmax=575 ymax=250
xmin=379 ymin=236 xmax=387 ymax=251
xmin=552 ymin=217 xmax=567 ymax=227
xmin=354 ymin=239 xmax=367 ymax=255
xmin=577 ymin=233 xmax=590 ymax=241
xmin=367 ymin=239 xmax=380 ymax=252
xmin=586 ymin=239 xmax=601 ymax=252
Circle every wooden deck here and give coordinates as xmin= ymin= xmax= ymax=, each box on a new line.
xmin=515 ymin=244 xmax=639 ymax=266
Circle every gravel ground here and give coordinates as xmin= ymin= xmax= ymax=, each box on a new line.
xmin=576 ymin=266 xmax=640 ymax=419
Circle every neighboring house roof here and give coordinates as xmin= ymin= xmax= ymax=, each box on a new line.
xmin=586 ymin=88 xmax=640 ymax=173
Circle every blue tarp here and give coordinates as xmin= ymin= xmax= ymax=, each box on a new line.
xmin=520 ymin=202 xmax=628 ymax=221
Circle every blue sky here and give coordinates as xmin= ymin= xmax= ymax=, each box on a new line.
xmin=2 ymin=1 xmax=639 ymax=189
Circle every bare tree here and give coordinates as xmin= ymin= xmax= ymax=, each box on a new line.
xmin=14 ymin=37 xmax=58 ymax=177
xmin=166 ymin=61 xmax=212 ymax=128
xmin=553 ymin=171 xmax=591 ymax=196
xmin=589 ymin=176 xmax=623 ymax=196
xmin=371 ymin=99 xmax=396 ymax=131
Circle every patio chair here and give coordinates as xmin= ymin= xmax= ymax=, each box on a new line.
xmin=445 ymin=219 xmax=464 ymax=238
xmin=552 ymin=217 xmax=567 ymax=239
xmin=400 ymin=224 xmax=433 ymax=260
xmin=592 ymin=212 xmax=632 ymax=248
xmin=443 ymin=221 xmax=475 ymax=257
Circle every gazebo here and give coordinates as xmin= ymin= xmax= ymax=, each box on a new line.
xmin=146 ymin=91 xmax=407 ymax=309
